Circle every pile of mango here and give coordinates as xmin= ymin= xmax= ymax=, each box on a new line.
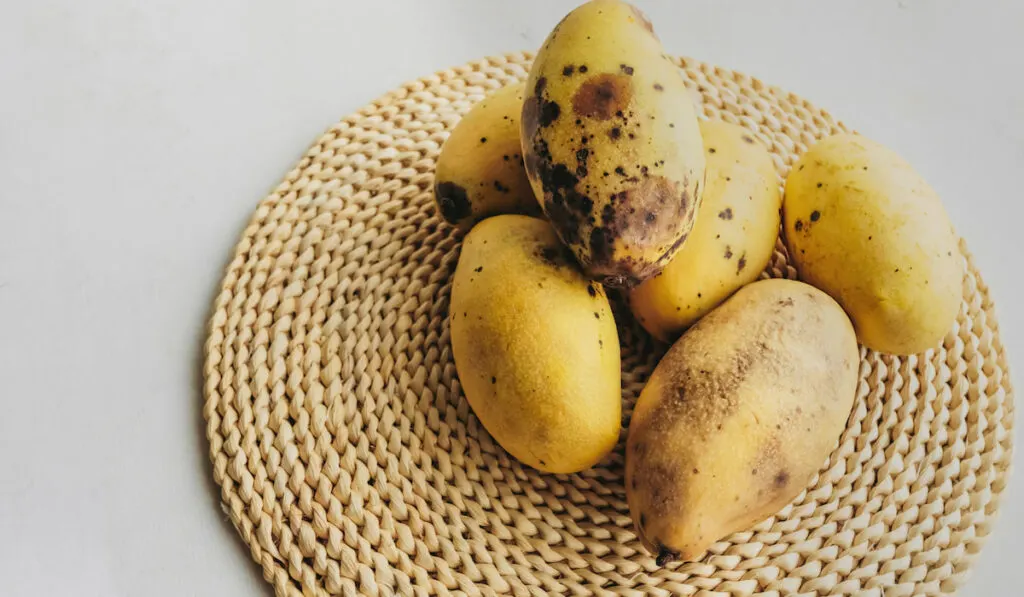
xmin=435 ymin=0 xmax=961 ymax=566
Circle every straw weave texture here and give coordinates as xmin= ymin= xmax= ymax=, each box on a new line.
xmin=203 ymin=53 xmax=1015 ymax=596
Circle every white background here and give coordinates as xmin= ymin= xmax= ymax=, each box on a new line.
xmin=1 ymin=1 xmax=1020 ymax=595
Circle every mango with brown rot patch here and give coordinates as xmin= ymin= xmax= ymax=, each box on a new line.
xmin=626 ymin=278 xmax=858 ymax=564
xmin=521 ymin=0 xmax=705 ymax=287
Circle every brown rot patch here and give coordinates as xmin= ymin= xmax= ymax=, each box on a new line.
xmin=619 ymin=176 xmax=684 ymax=244
xmin=718 ymin=207 xmax=733 ymax=220
xmin=778 ymin=297 xmax=795 ymax=307
xmin=742 ymin=135 xmax=755 ymax=144
xmin=598 ymin=176 xmax=693 ymax=276
xmin=737 ymin=254 xmax=747 ymax=273
xmin=573 ymin=73 xmax=634 ymax=120
xmin=774 ymin=470 xmax=790 ymax=487
xmin=653 ymin=83 xmax=664 ymax=91
xmin=435 ymin=181 xmax=471 ymax=223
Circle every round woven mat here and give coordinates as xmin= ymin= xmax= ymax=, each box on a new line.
xmin=203 ymin=53 xmax=1015 ymax=596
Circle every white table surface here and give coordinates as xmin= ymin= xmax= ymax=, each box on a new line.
xmin=1 ymin=1 xmax=1021 ymax=595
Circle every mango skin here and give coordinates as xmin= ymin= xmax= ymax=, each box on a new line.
xmin=630 ymin=120 xmax=781 ymax=341
xmin=783 ymin=133 xmax=962 ymax=355
xmin=521 ymin=0 xmax=705 ymax=287
xmin=434 ymin=83 xmax=541 ymax=226
xmin=450 ymin=215 xmax=621 ymax=473
xmin=626 ymin=279 xmax=858 ymax=564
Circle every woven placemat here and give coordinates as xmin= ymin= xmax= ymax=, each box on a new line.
xmin=203 ymin=52 xmax=1015 ymax=596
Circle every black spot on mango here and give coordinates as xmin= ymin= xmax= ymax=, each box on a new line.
xmin=539 ymin=101 xmax=560 ymax=127
xmin=435 ymin=181 xmax=471 ymax=223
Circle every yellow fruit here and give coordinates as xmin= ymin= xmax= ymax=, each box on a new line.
xmin=521 ymin=0 xmax=705 ymax=287
xmin=450 ymin=215 xmax=621 ymax=473
xmin=434 ymin=83 xmax=540 ymax=226
xmin=783 ymin=133 xmax=962 ymax=354
xmin=626 ymin=279 xmax=858 ymax=564
xmin=630 ymin=120 xmax=781 ymax=340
